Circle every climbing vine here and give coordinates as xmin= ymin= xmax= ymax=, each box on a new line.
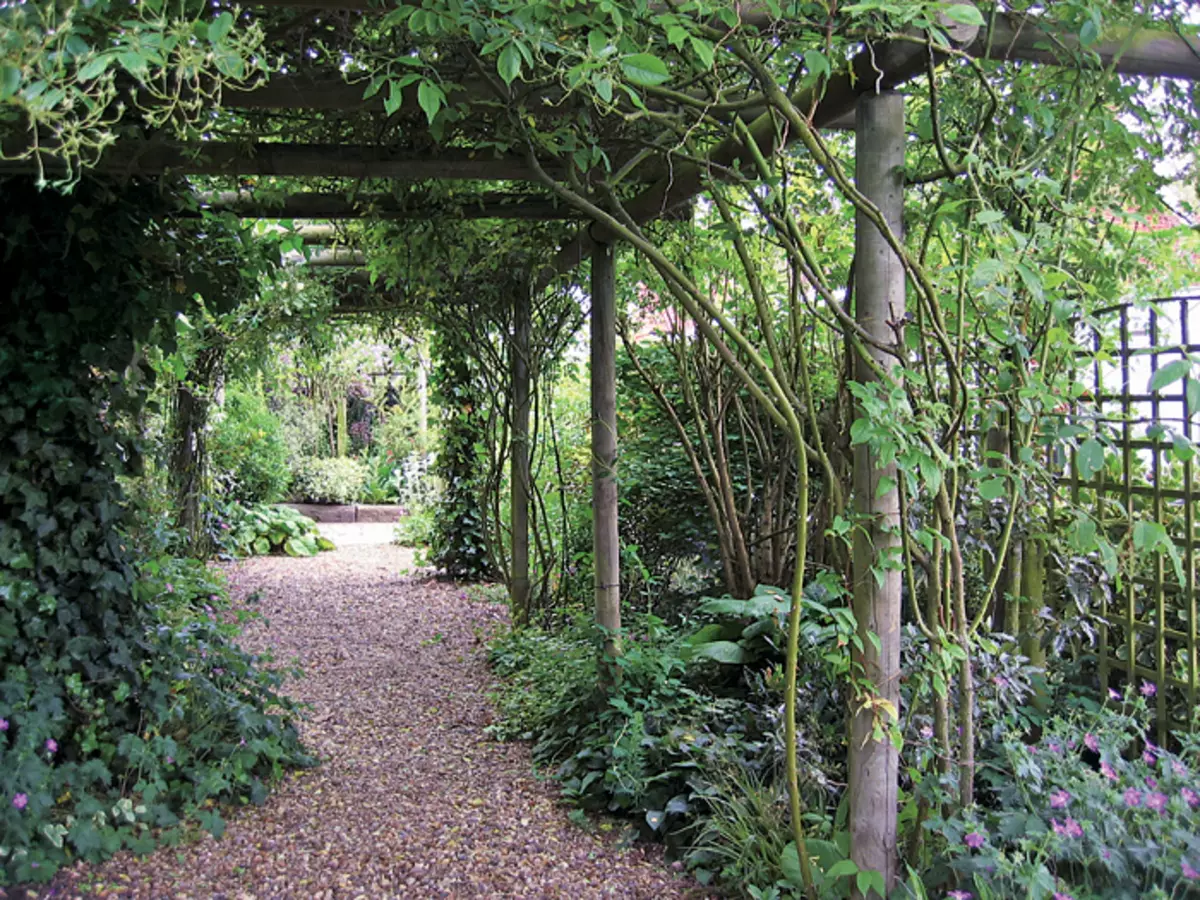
xmin=0 ymin=179 xmax=308 ymax=881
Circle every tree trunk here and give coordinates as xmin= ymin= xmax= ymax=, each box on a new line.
xmin=848 ymin=90 xmax=905 ymax=898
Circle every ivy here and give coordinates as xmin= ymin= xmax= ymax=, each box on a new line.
xmin=0 ymin=179 xmax=309 ymax=883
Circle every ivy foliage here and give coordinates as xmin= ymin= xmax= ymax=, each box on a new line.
xmin=0 ymin=179 xmax=309 ymax=883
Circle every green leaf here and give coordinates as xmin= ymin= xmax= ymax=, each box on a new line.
xmin=941 ymin=3 xmax=986 ymax=26
xmin=620 ymin=53 xmax=670 ymax=86
xmin=416 ymin=79 xmax=445 ymax=125
xmin=1150 ymin=357 xmax=1190 ymax=393
xmin=690 ymin=37 xmax=715 ymax=69
xmin=593 ymin=74 xmax=613 ymax=103
xmin=979 ymin=477 xmax=1006 ymax=501
xmin=1076 ymin=438 xmax=1105 ymax=481
xmin=1 ymin=65 xmax=22 ymax=100
xmin=497 ymin=43 xmax=522 ymax=85
xmin=690 ymin=640 xmax=747 ymax=665
xmin=209 ymin=11 xmax=234 ymax=42
xmin=826 ymin=859 xmax=859 ymax=880
xmin=804 ymin=49 xmax=830 ymax=80
xmin=1186 ymin=378 xmax=1200 ymax=417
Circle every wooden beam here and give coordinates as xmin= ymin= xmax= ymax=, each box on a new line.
xmin=590 ymin=240 xmax=621 ymax=668
xmin=510 ymin=284 xmax=532 ymax=626
xmin=848 ymin=89 xmax=905 ymax=898
xmin=978 ymin=13 xmax=1200 ymax=81
xmin=0 ymin=142 xmax=555 ymax=181
xmin=246 ymin=2 xmax=1200 ymax=81
xmin=197 ymin=190 xmax=588 ymax=220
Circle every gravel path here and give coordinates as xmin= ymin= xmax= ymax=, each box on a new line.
xmin=27 ymin=540 xmax=703 ymax=900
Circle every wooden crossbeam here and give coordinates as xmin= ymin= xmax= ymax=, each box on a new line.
xmin=0 ymin=142 xmax=556 ymax=181
xmin=197 ymin=190 xmax=589 ymax=220
xmin=246 ymin=2 xmax=1200 ymax=81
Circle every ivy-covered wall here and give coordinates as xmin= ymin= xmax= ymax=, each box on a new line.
xmin=0 ymin=180 xmax=307 ymax=882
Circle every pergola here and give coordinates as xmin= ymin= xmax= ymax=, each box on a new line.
xmin=7 ymin=3 xmax=1197 ymax=889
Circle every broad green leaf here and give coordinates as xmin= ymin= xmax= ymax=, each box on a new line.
xmin=497 ymin=43 xmax=522 ymax=85
xmin=209 ymin=11 xmax=234 ymax=42
xmin=1150 ymin=358 xmax=1190 ymax=393
xmin=0 ymin=65 xmax=21 ymax=100
xmin=979 ymin=477 xmax=1006 ymax=501
xmin=593 ymin=74 xmax=613 ymax=103
xmin=1076 ymin=438 xmax=1105 ymax=480
xmin=804 ymin=48 xmax=831 ymax=80
xmin=826 ymin=858 xmax=859 ymax=879
xmin=941 ymin=3 xmax=985 ymax=26
xmin=690 ymin=640 xmax=747 ymax=665
xmin=1187 ymin=378 xmax=1200 ymax=416
xmin=690 ymin=37 xmax=715 ymax=69
xmin=620 ymin=53 xmax=670 ymax=86
xmin=417 ymin=79 xmax=445 ymax=124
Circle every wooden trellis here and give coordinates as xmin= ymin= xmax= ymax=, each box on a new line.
xmin=1071 ymin=294 xmax=1200 ymax=742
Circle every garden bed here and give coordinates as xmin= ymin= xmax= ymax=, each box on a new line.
xmin=281 ymin=502 xmax=406 ymax=523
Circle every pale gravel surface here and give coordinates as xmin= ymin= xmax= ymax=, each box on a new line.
xmin=21 ymin=538 xmax=706 ymax=900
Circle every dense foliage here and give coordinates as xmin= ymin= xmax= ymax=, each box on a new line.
xmin=0 ymin=180 xmax=309 ymax=882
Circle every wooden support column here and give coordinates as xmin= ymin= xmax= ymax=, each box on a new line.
xmin=510 ymin=285 xmax=532 ymax=626
xmin=849 ymin=90 xmax=905 ymax=897
xmin=591 ymin=240 xmax=621 ymax=664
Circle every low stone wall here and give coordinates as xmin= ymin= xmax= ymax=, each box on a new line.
xmin=282 ymin=503 xmax=406 ymax=523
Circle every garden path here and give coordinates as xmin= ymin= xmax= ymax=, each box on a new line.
xmin=36 ymin=535 xmax=701 ymax=899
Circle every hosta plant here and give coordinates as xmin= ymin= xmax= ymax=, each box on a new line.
xmin=224 ymin=504 xmax=334 ymax=558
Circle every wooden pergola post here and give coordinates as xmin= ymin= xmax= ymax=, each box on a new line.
xmin=591 ymin=240 xmax=621 ymax=665
xmin=848 ymin=90 xmax=905 ymax=897
xmin=510 ymin=284 xmax=532 ymax=626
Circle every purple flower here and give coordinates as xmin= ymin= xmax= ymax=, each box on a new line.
xmin=1108 ymin=687 xmax=1121 ymax=700
xmin=964 ymin=831 xmax=985 ymax=849
xmin=165 ymin=756 xmax=174 ymax=765
xmin=166 ymin=583 xmax=174 ymax=594
xmin=1183 ymin=860 xmax=1200 ymax=881
xmin=948 ymin=892 xmax=972 ymax=900
xmin=1101 ymin=760 xmax=1118 ymax=780
xmin=0 ymin=718 xmax=8 ymax=731
xmin=1144 ymin=750 xmax=1157 ymax=765
xmin=1173 ymin=760 xmax=1189 ymax=777
xmin=1181 ymin=787 xmax=1199 ymax=808
xmin=1146 ymin=792 xmax=1169 ymax=813
xmin=1053 ymin=893 xmax=1075 ymax=900
xmin=1084 ymin=733 xmax=1099 ymax=752
xmin=1141 ymin=681 xmax=1157 ymax=697
xmin=12 ymin=793 xmax=27 ymax=810
xmin=44 ymin=738 xmax=57 ymax=754
xmin=1047 ymin=740 xmax=1063 ymax=754
xmin=1124 ymin=788 xmax=1142 ymax=807
xmin=1051 ymin=818 xmax=1083 ymax=839
xmin=920 ymin=725 xmax=934 ymax=740
xmin=1050 ymin=789 xmax=1071 ymax=809
xmin=1145 ymin=776 xmax=1158 ymax=789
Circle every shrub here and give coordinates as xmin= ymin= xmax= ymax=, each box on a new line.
xmin=290 ymin=456 xmax=369 ymax=504
xmin=224 ymin=504 xmax=333 ymax=558
xmin=929 ymin=690 xmax=1200 ymax=899
xmin=209 ymin=388 xmax=291 ymax=504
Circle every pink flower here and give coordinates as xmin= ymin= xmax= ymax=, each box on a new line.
xmin=964 ymin=831 xmax=985 ymax=849
xmin=1173 ymin=761 xmax=1189 ymax=777
xmin=166 ymin=583 xmax=174 ymax=593
xmin=1051 ymin=818 xmax=1082 ymax=838
xmin=1181 ymin=787 xmax=1199 ymax=808
xmin=44 ymin=738 xmax=57 ymax=753
xmin=0 ymin=718 xmax=8 ymax=731
xmin=1050 ymin=789 xmax=1071 ymax=809
xmin=948 ymin=892 xmax=972 ymax=900
xmin=1100 ymin=760 xmax=1118 ymax=780
xmin=12 ymin=793 xmax=27 ymax=810
xmin=1108 ymin=687 xmax=1121 ymax=700
xmin=1146 ymin=792 xmax=1169 ymax=813
xmin=1182 ymin=860 xmax=1200 ymax=880
xmin=1047 ymin=740 xmax=1063 ymax=754
xmin=1084 ymin=733 xmax=1099 ymax=752
xmin=1124 ymin=789 xmax=1142 ymax=807
xmin=1054 ymin=893 xmax=1075 ymax=900
xmin=920 ymin=725 xmax=934 ymax=740
xmin=1145 ymin=776 xmax=1158 ymax=789
xmin=1141 ymin=681 xmax=1157 ymax=697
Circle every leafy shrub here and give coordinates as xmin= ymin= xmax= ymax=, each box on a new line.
xmin=394 ymin=507 xmax=436 ymax=548
xmin=0 ymin=181 xmax=309 ymax=884
xmin=290 ymin=456 xmax=369 ymax=504
xmin=930 ymin=690 xmax=1200 ymax=899
xmin=224 ymin=504 xmax=333 ymax=557
xmin=209 ymin=387 xmax=291 ymax=504
xmin=360 ymin=454 xmax=402 ymax=504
